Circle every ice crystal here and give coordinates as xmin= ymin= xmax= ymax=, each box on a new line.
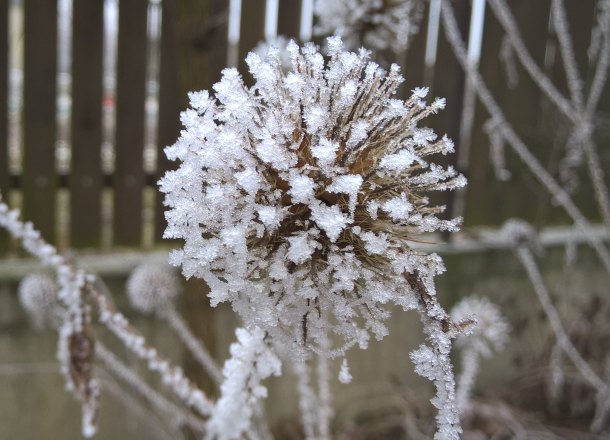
xmin=160 ymin=37 xmax=465 ymax=358
xmin=314 ymin=0 xmax=424 ymax=53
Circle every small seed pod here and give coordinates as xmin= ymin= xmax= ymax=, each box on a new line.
xmin=18 ymin=273 xmax=59 ymax=330
xmin=451 ymin=296 xmax=510 ymax=358
xmin=126 ymin=263 xmax=180 ymax=314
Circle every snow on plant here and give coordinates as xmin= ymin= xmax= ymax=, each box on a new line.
xmin=160 ymin=36 xmax=467 ymax=439
xmin=451 ymin=296 xmax=510 ymax=413
xmin=160 ymin=36 xmax=465 ymax=355
xmin=314 ymin=0 xmax=424 ymax=53
xmin=206 ymin=327 xmax=281 ymax=440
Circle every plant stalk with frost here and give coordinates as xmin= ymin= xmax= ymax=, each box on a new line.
xmin=451 ymin=296 xmax=509 ymax=413
xmin=161 ymin=36 xmax=466 ymax=439
xmin=127 ymin=263 xmax=223 ymax=384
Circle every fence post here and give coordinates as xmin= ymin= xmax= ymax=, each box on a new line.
xmin=0 ymin=0 xmax=8 ymax=253
xmin=70 ymin=0 xmax=104 ymax=248
xmin=23 ymin=0 xmax=58 ymax=244
xmin=114 ymin=0 xmax=148 ymax=247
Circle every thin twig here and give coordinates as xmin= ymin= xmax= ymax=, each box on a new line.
xmin=162 ymin=305 xmax=223 ymax=385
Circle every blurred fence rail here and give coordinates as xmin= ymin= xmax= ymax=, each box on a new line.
xmin=0 ymin=0 xmax=608 ymax=255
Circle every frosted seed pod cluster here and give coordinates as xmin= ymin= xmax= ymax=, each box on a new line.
xmin=18 ymin=273 xmax=60 ymax=330
xmin=127 ymin=263 xmax=181 ymax=314
xmin=160 ymin=36 xmax=465 ymax=357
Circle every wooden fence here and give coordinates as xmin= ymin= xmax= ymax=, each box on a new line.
xmin=0 ymin=0 xmax=608 ymax=255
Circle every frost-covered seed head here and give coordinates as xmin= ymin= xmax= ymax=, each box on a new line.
xmin=253 ymin=35 xmax=292 ymax=71
xmin=314 ymin=0 xmax=424 ymax=53
xmin=127 ymin=264 xmax=180 ymax=314
xmin=160 ymin=37 xmax=465 ymax=356
xmin=18 ymin=273 xmax=59 ymax=330
xmin=451 ymin=296 xmax=510 ymax=358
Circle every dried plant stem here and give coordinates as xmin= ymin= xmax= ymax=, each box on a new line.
xmin=440 ymin=1 xmax=610 ymax=274
xmin=407 ymin=271 xmax=461 ymax=440
xmin=95 ymin=342 xmax=206 ymax=433
xmin=98 ymin=376 xmax=176 ymax=440
xmin=161 ymin=305 xmax=223 ymax=385
xmin=487 ymin=0 xmax=574 ymax=118
xmin=85 ymin=282 xmax=213 ymax=416
xmin=515 ymin=246 xmax=609 ymax=395
xmin=490 ymin=0 xmax=610 ymax=236
xmin=316 ymin=335 xmax=333 ymax=440
xmin=293 ymin=358 xmax=319 ymax=440
xmin=551 ymin=0 xmax=610 ymax=236
xmin=586 ymin=3 xmax=610 ymax=117
xmin=456 ymin=350 xmax=479 ymax=414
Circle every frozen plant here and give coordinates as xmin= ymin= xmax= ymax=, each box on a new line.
xmin=161 ymin=36 xmax=466 ymax=438
xmin=127 ymin=263 xmax=180 ymax=315
xmin=206 ymin=326 xmax=281 ymax=440
xmin=451 ymin=296 xmax=510 ymax=413
xmin=18 ymin=273 xmax=60 ymax=330
xmin=314 ymin=0 xmax=424 ymax=53
xmin=253 ymin=35 xmax=292 ymax=71
xmin=127 ymin=263 xmax=223 ymax=385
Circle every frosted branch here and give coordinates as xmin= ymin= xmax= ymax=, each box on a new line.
xmin=440 ymin=1 xmax=610 ymax=274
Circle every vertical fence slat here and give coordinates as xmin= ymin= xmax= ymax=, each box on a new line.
xmin=238 ymin=0 xmax=266 ymax=76
xmin=400 ymin=2 xmax=430 ymax=98
xmin=277 ymin=0 xmax=301 ymax=40
xmin=114 ymin=0 xmax=148 ymax=246
xmin=70 ymin=0 xmax=104 ymax=248
xmin=0 ymin=0 xmax=8 ymax=253
xmin=209 ymin=0 xmax=229 ymax=85
xmin=155 ymin=0 xmax=181 ymax=242
xmin=155 ymin=0 xmax=229 ymax=242
xmin=23 ymin=0 xmax=58 ymax=243
xmin=0 ymin=0 xmax=7 ymax=197
xmin=464 ymin=0 xmax=552 ymax=226
xmin=430 ymin=1 xmax=469 ymax=227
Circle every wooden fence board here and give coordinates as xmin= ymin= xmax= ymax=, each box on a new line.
xmin=155 ymin=0 xmax=229 ymax=242
xmin=277 ymin=0 xmax=301 ymax=40
xmin=70 ymin=0 xmax=104 ymax=248
xmin=155 ymin=0 xmax=182 ymax=243
xmin=464 ymin=0 xmax=554 ymax=227
xmin=430 ymin=1 xmax=469 ymax=226
xmin=114 ymin=0 xmax=148 ymax=246
xmin=0 ymin=0 xmax=7 ymax=196
xmin=0 ymin=0 xmax=8 ymax=252
xmin=22 ymin=0 xmax=58 ymax=243
xmin=400 ymin=2 xmax=430 ymax=98
xmin=238 ymin=0 xmax=266 ymax=78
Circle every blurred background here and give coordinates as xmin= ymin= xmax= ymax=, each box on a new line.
xmin=0 ymin=0 xmax=609 ymax=438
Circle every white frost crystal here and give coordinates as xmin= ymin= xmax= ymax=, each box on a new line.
xmin=160 ymin=37 xmax=465 ymax=358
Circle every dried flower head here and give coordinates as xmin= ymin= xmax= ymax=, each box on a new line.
xmin=160 ymin=37 xmax=465 ymax=357
xmin=314 ymin=0 xmax=424 ymax=53
xmin=127 ymin=263 xmax=181 ymax=314
xmin=18 ymin=273 xmax=60 ymax=330
xmin=451 ymin=296 xmax=510 ymax=358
